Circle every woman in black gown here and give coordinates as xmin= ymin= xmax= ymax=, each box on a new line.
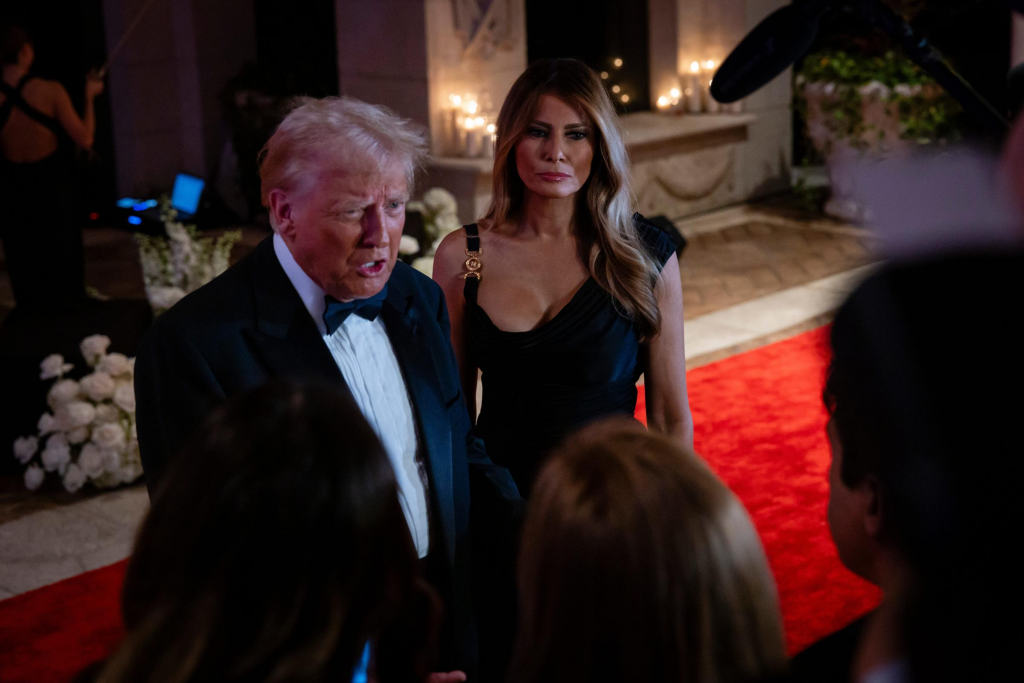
xmin=0 ymin=24 xmax=102 ymax=311
xmin=433 ymin=58 xmax=694 ymax=496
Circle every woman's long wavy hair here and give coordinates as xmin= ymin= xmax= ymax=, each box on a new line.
xmin=484 ymin=58 xmax=663 ymax=339
xmin=512 ymin=419 xmax=788 ymax=683
xmin=93 ymin=381 xmax=440 ymax=683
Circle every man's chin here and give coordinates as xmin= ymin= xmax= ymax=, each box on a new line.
xmin=330 ymin=271 xmax=391 ymax=301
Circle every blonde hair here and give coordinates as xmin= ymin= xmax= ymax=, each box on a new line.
xmin=513 ymin=418 xmax=788 ymax=683
xmin=485 ymin=59 xmax=662 ymax=339
xmin=258 ymin=96 xmax=429 ymax=209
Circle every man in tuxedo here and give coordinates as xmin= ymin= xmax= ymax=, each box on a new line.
xmin=134 ymin=96 xmax=520 ymax=679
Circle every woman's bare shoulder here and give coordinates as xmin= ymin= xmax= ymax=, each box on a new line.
xmin=433 ymin=228 xmax=470 ymax=283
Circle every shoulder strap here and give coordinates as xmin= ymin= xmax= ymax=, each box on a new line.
xmin=0 ymin=76 xmax=63 ymax=136
xmin=462 ymin=223 xmax=482 ymax=305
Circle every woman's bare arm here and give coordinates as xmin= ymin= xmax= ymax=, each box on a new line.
xmin=432 ymin=229 xmax=480 ymax=421
xmin=644 ymin=256 xmax=695 ymax=448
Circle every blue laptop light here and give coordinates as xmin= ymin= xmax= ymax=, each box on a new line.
xmin=170 ymin=173 xmax=204 ymax=216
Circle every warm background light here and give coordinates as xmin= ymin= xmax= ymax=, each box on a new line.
xmin=690 ymin=61 xmax=700 ymax=73
xmin=613 ymin=58 xmax=623 ymax=67
xmin=669 ymin=87 xmax=681 ymax=98
xmin=600 ymin=71 xmax=609 ymax=79
xmin=611 ymin=85 xmax=621 ymax=93
xmin=621 ymin=94 xmax=629 ymax=103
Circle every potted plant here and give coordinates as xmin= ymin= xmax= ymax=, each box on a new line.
xmin=795 ymin=48 xmax=963 ymax=221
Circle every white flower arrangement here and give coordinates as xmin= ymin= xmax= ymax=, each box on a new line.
xmin=14 ymin=335 xmax=143 ymax=493
xmin=405 ymin=187 xmax=461 ymax=278
xmin=135 ymin=202 xmax=241 ymax=316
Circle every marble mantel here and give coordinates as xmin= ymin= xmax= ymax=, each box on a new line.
xmin=427 ymin=111 xmax=758 ymax=223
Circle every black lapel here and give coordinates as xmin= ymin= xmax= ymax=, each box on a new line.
xmin=241 ymin=238 xmax=350 ymax=397
xmin=379 ymin=281 xmax=456 ymax=566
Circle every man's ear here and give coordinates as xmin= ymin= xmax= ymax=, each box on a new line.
xmin=268 ymin=188 xmax=295 ymax=238
xmin=863 ymin=475 xmax=883 ymax=540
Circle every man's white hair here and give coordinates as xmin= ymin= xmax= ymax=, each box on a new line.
xmin=258 ymin=96 xmax=429 ymax=217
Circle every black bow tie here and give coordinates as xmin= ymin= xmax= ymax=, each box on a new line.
xmin=323 ymin=286 xmax=388 ymax=334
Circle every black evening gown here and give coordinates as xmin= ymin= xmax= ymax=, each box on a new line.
xmin=464 ymin=214 xmax=677 ymax=496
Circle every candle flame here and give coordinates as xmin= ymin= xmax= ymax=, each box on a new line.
xmin=669 ymin=87 xmax=681 ymax=98
xmin=466 ymin=100 xmax=479 ymax=115
xmin=450 ymin=94 xmax=462 ymax=106
xmin=705 ymin=60 xmax=716 ymax=70
xmin=486 ymin=123 xmax=496 ymax=134
xmin=690 ymin=61 xmax=700 ymax=73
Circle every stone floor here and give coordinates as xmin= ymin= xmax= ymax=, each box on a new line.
xmin=0 ymin=200 xmax=877 ymax=598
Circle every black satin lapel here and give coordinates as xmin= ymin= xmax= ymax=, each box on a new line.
xmin=380 ymin=300 xmax=456 ymax=560
xmin=243 ymin=306 xmax=349 ymax=394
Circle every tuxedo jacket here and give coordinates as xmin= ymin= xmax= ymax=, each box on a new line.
xmin=134 ymin=236 xmax=521 ymax=675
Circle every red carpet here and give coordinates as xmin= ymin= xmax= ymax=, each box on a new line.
xmin=0 ymin=326 xmax=877 ymax=681
xmin=637 ymin=326 xmax=880 ymax=653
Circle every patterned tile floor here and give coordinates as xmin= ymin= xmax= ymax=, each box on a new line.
xmin=0 ymin=201 xmax=878 ymax=597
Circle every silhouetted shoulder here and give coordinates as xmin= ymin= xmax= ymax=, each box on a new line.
xmin=633 ymin=213 xmax=679 ymax=271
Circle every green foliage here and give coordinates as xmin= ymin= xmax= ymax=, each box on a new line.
xmin=795 ymin=49 xmax=963 ymax=156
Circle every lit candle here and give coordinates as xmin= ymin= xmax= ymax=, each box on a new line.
xmin=657 ymin=95 xmax=671 ymax=111
xmin=686 ymin=61 xmax=703 ymax=113
xmin=669 ymin=87 xmax=682 ymax=113
xmin=445 ymin=94 xmax=462 ymax=155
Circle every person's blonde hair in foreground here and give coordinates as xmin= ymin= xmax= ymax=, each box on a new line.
xmin=512 ymin=419 xmax=787 ymax=683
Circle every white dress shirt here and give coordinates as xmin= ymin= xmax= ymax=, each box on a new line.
xmin=273 ymin=234 xmax=430 ymax=558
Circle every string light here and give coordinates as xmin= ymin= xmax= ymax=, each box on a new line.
xmin=613 ymin=58 xmax=623 ymax=67
xmin=621 ymin=94 xmax=630 ymax=103
xmin=600 ymin=71 xmax=609 ymax=79
xmin=611 ymin=85 xmax=621 ymax=93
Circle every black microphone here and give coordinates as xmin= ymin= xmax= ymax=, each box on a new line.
xmin=710 ymin=0 xmax=833 ymax=104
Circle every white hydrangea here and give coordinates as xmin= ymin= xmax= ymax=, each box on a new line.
xmin=62 ymin=463 xmax=87 ymax=493
xmin=102 ymin=445 xmax=124 ymax=473
xmin=80 ymin=372 xmax=116 ymax=402
xmin=94 ymin=404 xmax=120 ymax=424
xmin=41 ymin=433 xmax=71 ymax=474
xmin=47 ymin=379 xmax=81 ymax=409
xmin=13 ymin=436 xmax=38 ymax=464
xmin=78 ymin=444 xmax=107 ymax=479
xmin=399 ymin=234 xmax=420 ymax=256
xmin=98 ymin=353 xmax=132 ymax=377
xmin=60 ymin=400 xmax=97 ymax=429
xmin=411 ymin=256 xmax=434 ymax=277
xmin=40 ymin=354 xmax=73 ymax=380
xmin=433 ymin=211 xmax=462 ymax=237
xmin=92 ymin=422 xmax=127 ymax=450
xmin=80 ymin=335 xmax=112 ymax=366
xmin=422 ymin=187 xmax=459 ymax=217
xmin=24 ymin=464 xmax=45 ymax=491
xmin=113 ymin=382 xmax=136 ymax=413
xmin=118 ymin=461 xmax=143 ymax=484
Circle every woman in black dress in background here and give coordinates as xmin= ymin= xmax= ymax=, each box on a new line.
xmin=433 ymin=58 xmax=693 ymax=496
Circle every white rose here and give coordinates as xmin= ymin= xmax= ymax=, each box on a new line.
xmin=47 ymin=379 xmax=81 ymax=409
xmin=41 ymin=433 xmax=71 ymax=474
xmin=78 ymin=444 xmax=107 ymax=479
xmin=40 ymin=354 xmax=73 ymax=380
xmin=113 ymin=383 xmax=136 ymax=413
xmin=94 ymin=404 xmax=120 ymax=424
xmin=399 ymin=234 xmax=420 ymax=256
xmin=92 ymin=422 xmax=127 ymax=450
xmin=411 ymin=256 xmax=434 ymax=277
xmin=422 ymin=187 xmax=459 ymax=217
xmin=60 ymin=400 xmax=97 ymax=428
xmin=148 ymin=286 xmax=187 ymax=311
xmin=38 ymin=413 xmax=59 ymax=435
xmin=97 ymin=353 xmax=132 ymax=377
xmin=118 ymin=462 xmax=143 ymax=484
xmin=80 ymin=372 xmax=116 ymax=402
xmin=62 ymin=463 xmax=87 ymax=493
xmin=13 ymin=436 xmax=38 ymax=464
xmin=102 ymin=445 xmax=124 ymax=473
xmin=24 ymin=464 xmax=45 ymax=491
xmin=80 ymin=335 xmax=111 ymax=366
xmin=66 ymin=426 xmax=90 ymax=445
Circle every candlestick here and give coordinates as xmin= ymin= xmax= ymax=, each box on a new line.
xmin=705 ymin=79 xmax=721 ymax=113
xmin=686 ymin=61 xmax=703 ymax=113
xmin=464 ymin=118 xmax=480 ymax=157
xmin=484 ymin=123 xmax=496 ymax=158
